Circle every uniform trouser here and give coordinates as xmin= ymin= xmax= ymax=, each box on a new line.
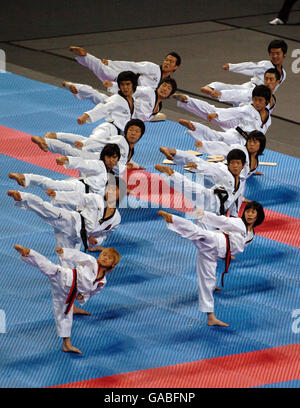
xmin=21 ymin=250 xmax=75 ymax=337
xmin=24 ymin=173 xmax=86 ymax=193
xmin=16 ymin=192 xmax=82 ymax=250
xmin=48 ymin=122 xmax=119 ymax=154
xmin=177 ymin=99 xmax=237 ymax=131
xmin=167 ymin=215 xmax=226 ymax=312
xmin=72 ymin=83 xmax=109 ymax=105
xmin=162 ymin=171 xmax=220 ymax=214
xmin=207 ymin=81 xmax=255 ymax=92
xmin=186 ymin=121 xmax=244 ymax=146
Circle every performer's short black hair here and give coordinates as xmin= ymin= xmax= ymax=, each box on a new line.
xmin=157 ymin=77 xmax=177 ymax=96
xmin=242 ymin=201 xmax=265 ymax=228
xmin=264 ymin=67 xmax=281 ymax=81
xmin=100 ymin=143 xmax=121 ymax=161
xmin=166 ymin=52 xmax=181 ymax=66
xmin=268 ymin=39 xmax=288 ymax=55
xmin=246 ymin=131 xmax=266 ymax=156
xmin=124 ymin=119 xmax=145 ymax=138
xmin=117 ymin=71 xmax=139 ymax=92
xmin=227 ymin=149 xmax=247 ymax=165
xmin=252 ymin=85 xmax=271 ymax=104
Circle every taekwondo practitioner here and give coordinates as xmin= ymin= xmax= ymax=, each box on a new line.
xmin=69 ymin=45 xmax=181 ymax=92
xmin=155 ymin=148 xmax=247 ymax=217
xmin=31 ymin=119 xmax=145 ymax=176
xmin=62 ymin=76 xmax=177 ymax=122
xmin=9 ymin=143 xmax=121 ymax=197
xmin=173 ymin=68 xmax=280 ymax=121
xmin=7 ymin=176 xmax=123 ymax=253
xmin=69 ymin=46 xmax=181 ymax=121
xmin=14 ymin=244 xmax=120 ymax=354
xmin=158 ymin=200 xmax=265 ymax=327
xmin=201 ymin=39 xmax=287 ymax=97
xmin=178 ymin=85 xmax=272 ymax=146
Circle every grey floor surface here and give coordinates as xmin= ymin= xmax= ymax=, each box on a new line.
xmin=1 ymin=2 xmax=299 ymax=157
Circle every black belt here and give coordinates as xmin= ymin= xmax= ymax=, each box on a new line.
xmin=110 ymin=122 xmax=122 ymax=135
xmin=213 ymin=188 xmax=229 ymax=216
xmin=79 ymin=179 xmax=89 ymax=193
xmin=235 ymin=126 xmax=248 ymax=140
xmin=79 ymin=213 xmax=88 ymax=252
xmin=221 ymin=233 xmax=231 ymax=287
xmin=65 ymin=269 xmax=77 ymax=315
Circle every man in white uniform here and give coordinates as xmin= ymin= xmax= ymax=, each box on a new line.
xmin=201 ymin=39 xmax=287 ymax=96
xmin=155 ymin=149 xmax=247 ymax=218
xmin=69 ymin=45 xmax=181 ymax=91
xmin=7 ymin=180 xmax=121 ymax=252
xmin=9 ymin=143 xmax=121 ymax=197
xmin=14 ymin=244 xmax=120 ymax=354
xmin=178 ymin=85 xmax=272 ymax=146
xmin=158 ymin=201 xmax=265 ymax=327
xmin=31 ymin=119 xmax=145 ymax=175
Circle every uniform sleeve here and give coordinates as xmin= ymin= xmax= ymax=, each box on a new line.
xmin=228 ymin=60 xmax=270 ymax=77
xmin=106 ymin=81 xmax=119 ymax=95
xmin=202 ymin=211 xmax=246 ymax=234
xmin=58 ymin=248 xmax=96 ymax=269
xmin=65 ymin=156 xmax=105 ymax=176
xmin=84 ymin=95 xmax=122 ymax=123
xmin=215 ymin=104 xmax=248 ymax=123
xmin=108 ymin=60 xmax=159 ymax=76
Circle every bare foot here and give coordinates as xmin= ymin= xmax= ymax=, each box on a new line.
xmin=178 ymin=119 xmax=196 ymax=131
xmin=73 ymin=305 xmax=91 ymax=316
xmin=45 ymin=132 xmax=57 ymax=139
xmin=155 ymin=164 xmax=174 ymax=176
xmin=210 ymin=90 xmax=221 ymax=99
xmin=172 ymin=93 xmax=188 ymax=103
xmin=200 ymin=86 xmax=214 ymax=96
xmin=9 ymin=173 xmax=25 ymax=187
xmin=158 ymin=210 xmax=173 ymax=223
xmin=14 ymin=245 xmax=30 ymax=257
xmin=88 ymin=246 xmax=105 ymax=252
xmin=31 ymin=136 xmax=49 ymax=152
xmin=62 ymin=81 xmax=78 ymax=94
xmin=159 ymin=147 xmax=175 ymax=160
xmin=242 ymin=197 xmax=251 ymax=203
xmin=214 ymin=286 xmax=222 ymax=291
xmin=62 ymin=338 xmax=82 ymax=354
xmin=7 ymin=190 xmax=22 ymax=201
xmin=69 ymin=46 xmax=87 ymax=57
xmin=207 ymin=312 xmax=229 ymax=327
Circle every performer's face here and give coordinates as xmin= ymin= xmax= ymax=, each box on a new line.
xmin=244 ymin=208 xmax=258 ymax=226
xmin=247 ymin=138 xmax=261 ymax=154
xmin=228 ymin=159 xmax=244 ymax=176
xmin=119 ymin=80 xmax=134 ymax=96
xmin=252 ymin=96 xmax=267 ymax=112
xmin=126 ymin=125 xmax=142 ymax=144
xmin=157 ymin=82 xmax=173 ymax=99
xmin=104 ymin=153 xmax=119 ymax=170
xmin=99 ymin=250 xmax=116 ymax=270
xmin=162 ymin=54 xmax=178 ymax=73
xmin=269 ymin=48 xmax=285 ymax=66
xmin=264 ymin=73 xmax=279 ymax=93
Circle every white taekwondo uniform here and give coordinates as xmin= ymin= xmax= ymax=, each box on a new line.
xmin=177 ymin=94 xmax=276 ymax=128
xmin=167 ymin=211 xmax=254 ymax=313
xmin=207 ymin=60 xmax=286 ymax=93
xmin=14 ymin=191 xmax=120 ymax=251
xmin=20 ymin=248 xmax=107 ymax=338
xmin=22 ymin=159 xmax=109 ymax=197
xmin=185 ymin=103 xmax=271 ymax=146
xmin=76 ymin=53 xmax=164 ymax=90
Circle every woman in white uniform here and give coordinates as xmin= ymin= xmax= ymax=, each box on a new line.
xmin=158 ymin=201 xmax=265 ymax=327
xmin=14 ymin=244 xmax=120 ymax=354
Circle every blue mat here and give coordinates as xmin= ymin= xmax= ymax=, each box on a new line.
xmin=0 ymin=72 xmax=299 ymax=388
